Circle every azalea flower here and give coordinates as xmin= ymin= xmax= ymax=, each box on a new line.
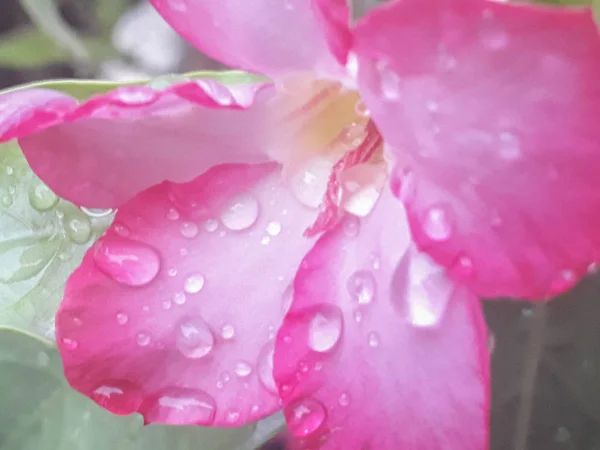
xmin=1 ymin=0 xmax=599 ymax=448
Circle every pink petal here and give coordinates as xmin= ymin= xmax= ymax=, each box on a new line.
xmin=149 ymin=0 xmax=348 ymax=80
xmin=352 ymin=1 xmax=600 ymax=298
xmin=274 ymin=188 xmax=489 ymax=449
xmin=1 ymin=81 xmax=274 ymax=209
xmin=56 ymin=163 xmax=318 ymax=426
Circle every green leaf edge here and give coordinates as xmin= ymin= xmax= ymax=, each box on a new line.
xmin=0 ymin=325 xmax=55 ymax=348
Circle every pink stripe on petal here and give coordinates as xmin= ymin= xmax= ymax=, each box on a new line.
xmin=57 ymin=163 xmax=318 ymax=426
xmin=353 ymin=1 xmax=600 ymax=298
xmin=274 ymin=188 xmax=489 ymax=449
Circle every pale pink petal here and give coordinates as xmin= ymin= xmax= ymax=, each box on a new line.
xmin=149 ymin=0 xmax=348 ymax=80
xmin=353 ymin=1 xmax=600 ymax=298
xmin=274 ymin=188 xmax=489 ymax=449
xmin=56 ymin=163 xmax=318 ymax=426
xmin=1 ymin=81 xmax=275 ymax=209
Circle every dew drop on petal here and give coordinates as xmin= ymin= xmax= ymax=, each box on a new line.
xmin=173 ymin=292 xmax=187 ymax=305
xmin=146 ymin=388 xmax=216 ymax=425
xmin=285 ymin=397 xmax=327 ymax=438
xmin=167 ymin=208 xmax=180 ymax=221
xmin=422 ymin=206 xmax=452 ymax=242
xmin=116 ymin=312 xmax=128 ymax=325
xmin=234 ymin=361 xmax=253 ymax=378
xmin=184 ymin=273 xmax=205 ymax=294
xmin=354 ymin=99 xmax=370 ymax=118
xmin=266 ymin=221 xmax=282 ymax=236
xmin=338 ymin=392 xmax=350 ymax=407
xmin=28 ymin=183 xmax=58 ymax=212
xmin=220 ymin=194 xmax=259 ymax=231
xmin=257 ymin=342 xmax=277 ymax=393
xmin=347 ymin=270 xmax=376 ymax=305
xmin=62 ymin=337 xmax=78 ymax=350
xmin=203 ymin=219 xmax=219 ymax=232
xmin=367 ymin=331 xmax=381 ymax=348
xmin=136 ymin=332 xmax=151 ymax=347
xmin=176 ymin=318 xmax=214 ymax=359
xmin=91 ymin=380 xmax=143 ymax=415
xmin=226 ymin=410 xmax=241 ymax=424
xmin=308 ymin=306 xmax=343 ymax=353
xmin=342 ymin=216 xmax=360 ymax=238
xmin=93 ymin=236 xmax=161 ymax=287
xmin=180 ymin=222 xmax=199 ymax=239
xmin=220 ymin=324 xmax=235 ymax=340
xmin=375 ymin=60 xmax=402 ymax=101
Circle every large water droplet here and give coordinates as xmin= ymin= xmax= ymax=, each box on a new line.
xmin=220 ymin=194 xmax=259 ymax=231
xmin=257 ymin=342 xmax=277 ymax=393
xmin=176 ymin=318 xmax=214 ymax=359
xmin=347 ymin=270 xmax=376 ymax=305
xmin=422 ymin=206 xmax=452 ymax=241
xmin=28 ymin=183 xmax=58 ymax=212
xmin=375 ymin=60 xmax=402 ymax=101
xmin=184 ymin=273 xmax=205 ymax=294
xmin=146 ymin=388 xmax=216 ymax=425
xmin=234 ymin=361 xmax=253 ymax=377
xmin=65 ymin=215 xmax=92 ymax=244
xmin=93 ymin=236 xmax=161 ymax=287
xmin=285 ymin=397 xmax=327 ymax=438
xmin=308 ymin=306 xmax=343 ymax=353
xmin=180 ymin=222 xmax=199 ymax=239
xmin=91 ymin=380 xmax=143 ymax=415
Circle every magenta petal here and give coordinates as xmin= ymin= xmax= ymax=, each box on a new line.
xmin=149 ymin=0 xmax=346 ymax=79
xmin=1 ymin=81 xmax=274 ymax=209
xmin=274 ymin=188 xmax=489 ymax=449
xmin=353 ymin=1 xmax=600 ymax=298
xmin=56 ymin=163 xmax=318 ymax=426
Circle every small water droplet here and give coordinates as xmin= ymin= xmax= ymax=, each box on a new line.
xmin=347 ymin=270 xmax=376 ymax=305
xmin=176 ymin=318 xmax=214 ymax=359
xmin=173 ymin=292 xmax=186 ymax=305
xmin=180 ymin=222 xmax=199 ymax=239
xmin=222 ymin=372 xmax=231 ymax=383
xmin=5 ymin=166 xmax=13 ymax=175
xmin=91 ymin=380 xmax=142 ymax=415
xmin=226 ymin=410 xmax=241 ymax=423
xmin=113 ymin=222 xmax=130 ymax=237
xmin=235 ymin=361 xmax=253 ymax=377
xmin=342 ymin=216 xmax=360 ymax=238
xmin=551 ymin=270 xmax=577 ymax=294
xmin=338 ymin=392 xmax=350 ymax=407
xmin=422 ymin=207 xmax=452 ymax=241
xmin=220 ymin=324 xmax=235 ymax=340
xmin=367 ymin=331 xmax=380 ymax=348
xmin=308 ymin=306 xmax=343 ymax=353
xmin=285 ymin=397 xmax=327 ymax=438
xmin=1 ymin=194 xmax=13 ymax=207
xmin=204 ymin=219 xmax=219 ymax=232
xmin=136 ymin=332 xmax=151 ymax=347
xmin=167 ymin=268 xmax=178 ymax=277
xmin=28 ymin=183 xmax=58 ymax=212
xmin=184 ymin=273 xmax=205 ymax=294
xmin=116 ymin=312 xmax=128 ymax=325
xmin=260 ymin=236 xmax=271 ymax=245
xmin=65 ymin=215 xmax=92 ymax=244
xmin=81 ymin=207 xmax=114 ymax=218
xmin=266 ymin=221 xmax=282 ymax=236
xmin=220 ymin=194 xmax=259 ymax=231
xmin=146 ymin=388 xmax=216 ymax=425
xmin=162 ymin=300 xmax=172 ymax=310
xmin=340 ymin=123 xmax=367 ymax=148
xmin=93 ymin=236 xmax=161 ymax=287
xmin=257 ymin=342 xmax=277 ymax=393
xmin=376 ymin=60 xmax=402 ymax=101
xmin=62 ymin=337 xmax=78 ymax=350
xmin=167 ymin=208 xmax=180 ymax=221
xmin=353 ymin=310 xmax=363 ymax=323
xmin=114 ymin=88 xmax=157 ymax=106
xmin=354 ymin=99 xmax=370 ymax=118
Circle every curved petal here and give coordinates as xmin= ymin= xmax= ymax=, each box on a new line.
xmin=149 ymin=0 xmax=348 ymax=80
xmin=273 ymin=188 xmax=489 ymax=449
xmin=56 ymin=163 xmax=318 ymax=426
xmin=1 ymin=81 xmax=275 ymax=209
xmin=353 ymin=1 xmax=600 ymax=298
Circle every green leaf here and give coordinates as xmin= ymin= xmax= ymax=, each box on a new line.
xmin=593 ymin=0 xmax=600 ymax=27
xmin=0 ymin=142 xmax=113 ymax=339
xmin=0 ymin=327 xmax=257 ymax=450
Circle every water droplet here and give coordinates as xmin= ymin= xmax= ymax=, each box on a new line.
xmin=551 ymin=270 xmax=576 ymax=294
xmin=65 ymin=215 xmax=92 ymax=244
xmin=167 ymin=268 xmax=178 ymax=277
xmin=114 ymin=222 xmax=130 ymax=237
xmin=220 ymin=324 xmax=235 ymax=340
xmin=81 ymin=207 xmax=114 ymax=218
xmin=167 ymin=208 xmax=180 ymax=220
xmin=116 ymin=312 xmax=128 ymax=325
xmin=114 ymin=88 xmax=157 ymax=106
xmin=342 ymin=216 xmax=360 ymax=238
xmin=146 ymin=388 xmax=216 ymax=425
xmin=222 ymin=372 xmax=231 ymax=383
xmin=285 ymin=397 xmax=326 ymax=438
xmin=173 ymin=292 xmax=187 ymax=305
xmin=204 ymin=219 xmax=219 ymax=232
xmin=354 ymin=99 xmax=370 ymax=118
xmin=340 ymin=123 xmax=367 ymax=148
xmin=266 ymin=221 xmax=282 ymax=236
xmin=338 ymin=392 xmax=350 ymax=407
xmin=260 ymin=236 xmax=271 ymax=245
xmin=422 ymin=207 xmax=452 ymax=241
xmin=91 ymin=380 xmax=143 ymax=415
xmin=136 ymin=332 xmax=151 ymax=347
xmin=289 ymin=160 xmax=331 ymax=209
xmin=367 ymin=331 xmax=380 ymax=348
xmin=62 ymin=337 xmax=78 ymax=350
xmin=180 ymin=222 xmax=199 ymax=239
xmin=353 ymin=310 xmax=363 ymax=323
xmin=93 ymin=236 xmax=161 ymax=287
xmin=1 ymin=194 xmax=13 ymax=207
xmin=451 ymin=255 xmax=474 ymax=279
xmin=235 ymin=361 xmax=253 ymax=377
xmin=226 ymin=410 xmax=241 ymax=424
xmin=162 ymin=300 xmax=172 ymax=310
xmin=220 ymin=194 xmax=259 ymax=231
xmin=28 ymin=183 xmax=58 ymax=212
xmin=257 ymin=342 xmax=277 ymax=393
xmin=176 ymin=318 xmax=214 ymax=359
xmin=308 ymin=306 xmax=343 ymax=353
xmin=375 ymin=60 xmax=402 ymax=101
xmin=347 ymin=270 xmax=376 ymax=305
xmin=5 ymin=166 xmax=13 ymax=176
xmin=184 ymin=273 xmax=205 ymax=294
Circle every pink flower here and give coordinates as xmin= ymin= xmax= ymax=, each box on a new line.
xmin=1 ymin=0 xmax=599 ymax=448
